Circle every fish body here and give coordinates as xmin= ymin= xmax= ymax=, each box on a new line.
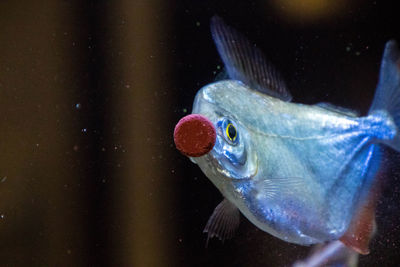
xmin=175 ymin=16 xmax=400 ymax=254
xmin=193 ymin=79 xmax=391 ymax=245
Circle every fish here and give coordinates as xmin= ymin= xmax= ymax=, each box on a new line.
xmin=173 ymin=16 xmax=400 ymax=262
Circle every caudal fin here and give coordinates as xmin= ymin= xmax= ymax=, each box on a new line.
xmin=369 ymin=40 xmax=400 ymax=151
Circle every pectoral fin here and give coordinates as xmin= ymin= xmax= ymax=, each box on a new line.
xmin=203 ymin=198 xmax=240 ymax=246
xmin=254 ymin=176 xmax=308 ymax=201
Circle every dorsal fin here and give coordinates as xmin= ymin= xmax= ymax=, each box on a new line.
xmin=210 ymin=16 xmax=292 ymax=101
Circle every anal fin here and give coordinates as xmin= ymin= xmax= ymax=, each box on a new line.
xmin=339 ymin=174 xmax=382 ymax=255
xmin=203 ymin=198 xmax=240 ymax=246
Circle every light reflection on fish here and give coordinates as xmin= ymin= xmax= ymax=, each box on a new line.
xmin=174 ymin=16 xmax=400 ymax=265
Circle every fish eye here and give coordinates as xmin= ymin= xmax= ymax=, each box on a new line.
xmin=216 ymin=118 xmax=240 ymax=145
xmin=226 ymin=123 xmax=237 ymax=142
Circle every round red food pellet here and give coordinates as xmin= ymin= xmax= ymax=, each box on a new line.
xmin=173 ymin=114 xmax=216 ymax=157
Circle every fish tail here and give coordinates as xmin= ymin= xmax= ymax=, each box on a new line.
xmin=369 ymin=40 xmax=400 ymax=152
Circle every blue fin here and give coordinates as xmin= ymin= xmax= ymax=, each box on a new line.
xmin=369 ymin=41 xmax=400 ymax=151
xmin=210 ymin=16 xmax=292 ymax=101
xmin=203 ymin=199 xmax=240 ymax=247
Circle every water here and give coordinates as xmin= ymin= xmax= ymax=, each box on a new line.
xmin=0 ymin=1 xmax=399 ymax=266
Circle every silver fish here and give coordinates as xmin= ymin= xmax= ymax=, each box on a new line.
xmin=175 ymin=16 xmax=400 ymax=260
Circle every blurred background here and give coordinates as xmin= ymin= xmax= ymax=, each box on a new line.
xmin=1 ymin=0 xmax=400 ymax=266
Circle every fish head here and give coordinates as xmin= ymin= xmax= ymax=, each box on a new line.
xmin=177 ymin=80 xmax=258 ymax=192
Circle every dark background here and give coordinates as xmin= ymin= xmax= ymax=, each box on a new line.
xmin=1 ymin=0 xmax=400 ymax=266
